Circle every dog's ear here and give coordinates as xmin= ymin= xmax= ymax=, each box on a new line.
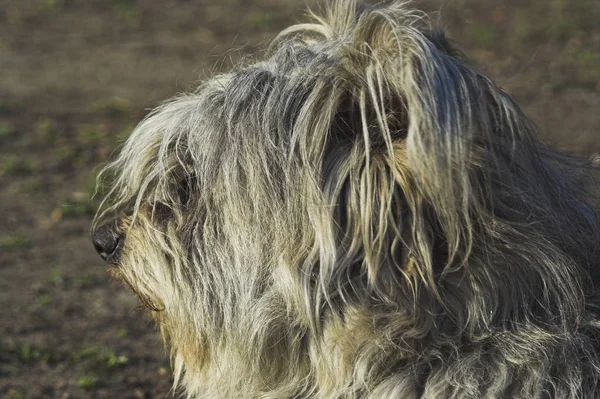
xmin=311 ymin=8 xmax=476 ymax=298
xmin=298 ymin=3 xmax=518 ymax=327
xmin=319 ymin=91 xmax=443 ymax=309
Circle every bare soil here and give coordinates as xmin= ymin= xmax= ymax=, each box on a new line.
xmin=0 ymin=0 xmax=598 ymax=397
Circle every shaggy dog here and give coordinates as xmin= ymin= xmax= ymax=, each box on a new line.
xmin=92 ymin=1 xmax=600 ymax=397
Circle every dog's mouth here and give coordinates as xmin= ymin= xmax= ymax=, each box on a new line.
xmin=109 ymin=267 xmax=165 ymax=312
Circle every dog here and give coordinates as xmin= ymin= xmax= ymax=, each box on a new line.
xmin=92 ymin=1 xmax=600 ymax=397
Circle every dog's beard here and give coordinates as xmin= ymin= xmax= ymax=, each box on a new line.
xmin=109 ymin=265 xmax=164 ymax=313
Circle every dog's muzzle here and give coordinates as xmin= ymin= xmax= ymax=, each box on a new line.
xmin=92 ymin=221 xmax=123 ymax=263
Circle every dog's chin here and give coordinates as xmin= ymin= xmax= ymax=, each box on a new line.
xmin=109 ymin=264 xmax=165 ymax=312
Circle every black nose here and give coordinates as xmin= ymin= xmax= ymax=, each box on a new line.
xmin=92 ymin=222 xmax=122 ymax=262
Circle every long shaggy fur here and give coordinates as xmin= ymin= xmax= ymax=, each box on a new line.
xmin=94 ymin=1 xmax=600 ymax=397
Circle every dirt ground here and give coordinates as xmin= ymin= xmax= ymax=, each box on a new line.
xmin=0 ymin=0 xmax=598 ymax=398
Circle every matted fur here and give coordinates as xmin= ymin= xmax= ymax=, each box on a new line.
xmin=94 ymin=1 xmax=600 ymax=397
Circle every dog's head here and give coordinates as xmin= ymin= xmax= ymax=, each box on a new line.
xmin=92 ymin=1 xmax=600 ymax=396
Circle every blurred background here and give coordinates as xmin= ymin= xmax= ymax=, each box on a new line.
xmin=0 ymin=0 xmax=598 ymax=397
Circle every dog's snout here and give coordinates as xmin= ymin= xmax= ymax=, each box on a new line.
xmin=92 ymin=222 xmax=122 ymax=263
